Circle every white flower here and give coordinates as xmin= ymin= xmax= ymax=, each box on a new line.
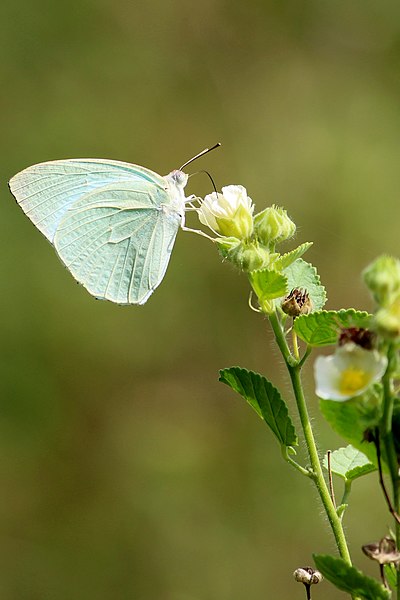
xmin=314 ymin=343 xmax=388 ymax=401
xmin=197 ymin=185 xmax=254 ymax=239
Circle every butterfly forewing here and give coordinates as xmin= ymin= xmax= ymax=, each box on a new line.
xmin=9 ymin=158 xmax=185 ymax=304
xmin=54 ymin=182 xmax=181 ymax=304
xmin=9 ymin=159 xmax=166 ymax=243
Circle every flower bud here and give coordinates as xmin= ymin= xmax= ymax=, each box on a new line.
xmin=254 ymin=205 xmax=296 ymax=246
xmin=217 ymin=239 xmax=270 ymax=272
xmin=375 ymin=300 xmax=400 ymax=338
xmin=197 ymin=185 xmax=254 ymax=240
xmin=363 ymin=255 xmax=400 ymax=307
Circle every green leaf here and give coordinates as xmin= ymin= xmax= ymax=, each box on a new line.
xmin=284 ymin=259 xmax=327 ymax=311
xmin=323 ymin=445 xmax=376 ymax=481
xmin=249 ymin=269 xmax=288 ymax=301
xmin=320 ymin=386 xmax=385 ymax=468
xmin=273 ymin=242 xmax=313 ymax=270
xmin=293 ymin=309 xmax=374 ymax=347
xmin=313 ymin=554 xmax=391 ymax=600
xmin=219 ymin=367 xmax=298 ymax=448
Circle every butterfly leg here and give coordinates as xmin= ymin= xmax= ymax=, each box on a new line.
xmin=181 ymin=225 xmax=216 ymax=242
xmin=184 ymin=194 xmax=202 ymax=207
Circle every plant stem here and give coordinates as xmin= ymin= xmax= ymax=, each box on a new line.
xmin=338 ymin=480 xmax=352 ymax=520
xmin=282 ymin=446 xmax=312 ymax=477
xmin=289 ymin=364 xmax=353 ymax=564
xmin=269 ymin=311 xmax=353 ymax=567
xmin=327 ymin=450 xmax=337 ymax=509
xmin=381 ymin=343 xmax=400 ymax=600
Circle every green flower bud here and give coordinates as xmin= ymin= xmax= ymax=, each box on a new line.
xmin=197 ymin=185 xmax=254 ymax=240
xmin=375 ymin=300 xmax=400 ymax=338
xmin=363 ymin=255 xmax=400 ymax=307
xmin=253 ymin=205 xmax=296 ymax=246
xmin=217 ymin=239 xmax=270 ymax=272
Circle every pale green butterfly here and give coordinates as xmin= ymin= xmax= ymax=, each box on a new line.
xmin=9 ymin=144 xmax=220 ymax=305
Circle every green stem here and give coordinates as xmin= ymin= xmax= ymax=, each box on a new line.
xmin=338 ymin=480 xmax=352 ymax=520
xmin=381 ymin=343 xmax=400 ymax=600
xmin=269 ymin=311 xmax=353 ymax=567
xmin=292 ymin=329 xmax=300 ymax=361
xmin=282 ymin=446 xmax=312 ymax=478
xmin=298 ymin=345 xmax=312 ymax=370
xmin=289 ymin=364 xmax=353 ymax=563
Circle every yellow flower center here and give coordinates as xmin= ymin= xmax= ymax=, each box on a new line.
xmin=338 ymin=367 xmax=371 ymax=396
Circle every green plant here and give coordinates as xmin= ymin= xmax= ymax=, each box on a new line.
xmin=196 ymin=184 xmax=400 ymax=600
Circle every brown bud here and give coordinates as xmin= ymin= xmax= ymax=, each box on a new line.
xmin=338 ymin=327 xmax=376 ymax=350
xmin=282 ymin=288 xmax=313 ymax=317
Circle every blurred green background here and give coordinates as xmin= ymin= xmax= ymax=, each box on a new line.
xmin=1 ymin=1 xmax=400 ymax=598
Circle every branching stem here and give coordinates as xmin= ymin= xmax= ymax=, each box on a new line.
xmin=282 ymin=446 xmax=312 ymax=478
xmin=327 ymin=451 xmax=337 ymax=509
xmin=269 ymin=311 xmax=354 ymax=589
xmin=338 ymin=480 xmax=352 ymax=520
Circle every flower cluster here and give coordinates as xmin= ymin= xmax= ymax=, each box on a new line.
xmin=312 ymin=256 xmax=400 ymax=403
xmin=196 ymin=185 xmax=296 ymax=273
xmin=198 ymin=177 xmax=400 ymax=598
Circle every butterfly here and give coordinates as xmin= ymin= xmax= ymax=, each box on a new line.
xmin=8 ymin=144 xmax=220 ymax=305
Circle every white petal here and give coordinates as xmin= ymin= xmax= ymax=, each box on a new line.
xmin=314 ymin=344 xmax=388 ymax=402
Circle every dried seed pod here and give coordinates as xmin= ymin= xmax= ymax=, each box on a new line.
xmin=282 ymin=288 xmax=312 ymax=317
xmin=362 ymin=536 xmax=400 ymax=565
xmin=293 ymin=566 xmax=323 ymax=585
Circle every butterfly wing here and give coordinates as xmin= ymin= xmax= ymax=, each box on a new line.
xmin=54 ymin=181 xmax=181 ymax=304
xmin=9 ymin=159 xmax=181 ymax=304
xmin=8 ymin=158 xmax=165 ymax=242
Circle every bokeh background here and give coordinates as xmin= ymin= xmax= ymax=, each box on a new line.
xmin=1 ymin=1 xmax=400 ymax=598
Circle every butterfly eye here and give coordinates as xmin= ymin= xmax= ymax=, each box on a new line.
xmin=170 ymin=170 xmax=188 ymax=187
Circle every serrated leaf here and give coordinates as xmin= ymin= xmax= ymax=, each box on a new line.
xmin=293 ymin=309 xmax=374 ymax=347
xmin=313 ymin=554 xmax=391 ymax=600
xmin=249 ymin=269 xmax=288 ymax=301
xmin=273 ymin=242 xmax=313 ymax=270
xmin=323 ymin=445 xmax=376 ymax=481
xmin=320 ymin=388 xmax=385 ymax=468
xmin=219 ymin=367 xmax=298 ymax=448
xmin=284 ymin=258 xmax=327 ymax=311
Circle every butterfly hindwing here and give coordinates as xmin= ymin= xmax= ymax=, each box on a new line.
xmin=54 ymin=181 xmax=181 ymax=304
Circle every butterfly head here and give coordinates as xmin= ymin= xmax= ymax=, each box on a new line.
xmin=168 ymin=169 xmax=189 ymax=189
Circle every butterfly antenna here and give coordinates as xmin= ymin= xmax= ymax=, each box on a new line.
xmin=189 ymin=170 xmax=218 ymax=195
xmin=179 ymin=142 xmax=221 ymax=171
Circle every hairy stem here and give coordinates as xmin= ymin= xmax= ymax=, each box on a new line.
xmin=338 ymin=480 xmax=352 ymax=520
xmin=381 ymin=343 xmax=400 ymax=600
xmin=269 ymin=311 xmax=353 ymax=568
